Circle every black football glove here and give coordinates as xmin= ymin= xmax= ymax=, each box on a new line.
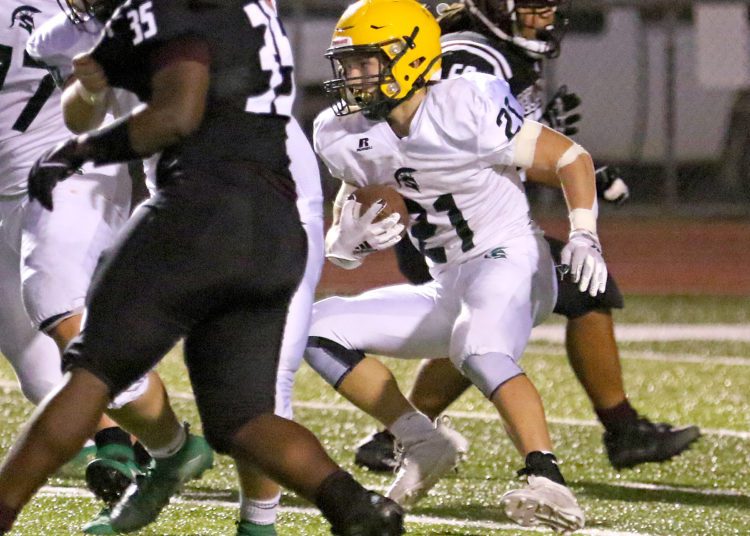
xmin=542 ymin=85 xmax=582 ymax=136
xmin=28 ymin=138 xmax=85 ymax=211
xmin=595 ymin=165 xmax=630 ymax=206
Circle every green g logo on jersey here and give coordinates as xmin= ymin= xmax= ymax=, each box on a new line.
xmin=484 ymin=247 xmax=507 ymax=259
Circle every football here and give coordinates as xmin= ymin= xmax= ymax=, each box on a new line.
xmin=350 ymin=184 xmax=409 ymax=236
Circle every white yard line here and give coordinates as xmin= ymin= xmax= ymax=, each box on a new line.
xmin=39 ymin=485 xmax=651 ymax=535
xmin=531 ymin=324 xmax=750 ymax=343
xmin=292 ymin=400 xmax=750 ymax=440
xmin=525 ymin=344 xmax=750 ymax=368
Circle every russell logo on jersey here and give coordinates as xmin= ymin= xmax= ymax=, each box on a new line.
xmin=356 ymin=137 xmax=372 ymax=152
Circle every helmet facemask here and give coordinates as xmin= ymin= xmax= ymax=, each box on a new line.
xmin=464 ymin=0 xmax=570 ymax=58
xmin=324 ymin=46 xmax=401 ymax=121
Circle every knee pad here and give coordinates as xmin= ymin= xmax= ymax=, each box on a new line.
xmin=460 ymin=352 xmax=524 ymax=399
xmin=9 ymin=332 xmax=63 ymax=404
xmin=21 ymin=269 xmax=86 ymax=331
xmin=304 ymin=336 xmax=365 ymax=388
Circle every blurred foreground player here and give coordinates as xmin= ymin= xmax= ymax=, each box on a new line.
xmin=0 ymin=0 xmax=403 ymax=534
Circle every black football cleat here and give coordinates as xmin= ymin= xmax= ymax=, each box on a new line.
xmin=85 ymin=443 xmax=145 ymax=505
xmin=604 ymin=418 xmax=701 ymax=470
xmin=354 ymin=430 xmax=398 ymax=473
xmin=330 ymin=492 xmax=404 ymax=536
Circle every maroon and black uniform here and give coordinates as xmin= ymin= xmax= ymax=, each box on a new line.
xmin=63 ymin=0 xmax=305 ymax=453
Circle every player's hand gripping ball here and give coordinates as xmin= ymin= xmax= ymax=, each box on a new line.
xmin=350 ymin=184 xmax=409 ymax=236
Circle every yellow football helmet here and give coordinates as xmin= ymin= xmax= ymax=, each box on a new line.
xmin=323 ymin=0 xmax=442 ymax=120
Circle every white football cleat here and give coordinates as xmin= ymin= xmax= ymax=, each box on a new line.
xmin=385 ymin=418 xmax=469 ymax=508
xmin=500 ymin=475 xmax=585 ymax=533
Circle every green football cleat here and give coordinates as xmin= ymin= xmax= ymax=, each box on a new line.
xmin=86 ymin=444 xmax=145 ymax=506
xmin=109 ymin=432 xmax=214 ymax=533
xmin=82 ymin=507 xmax=116 ymax=535
xmin=236 ymin=520 xmax=278 ymax=536
xmin=56 ymin=444 xmax=97 ymax=478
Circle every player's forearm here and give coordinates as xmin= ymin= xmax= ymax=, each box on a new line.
xmin=557 ymin=151 xmax=596 ymax=212
xmin=61 ymin=81 xmax=109 ymax=134
xmin=513 ymin=120 xmax=597 ymax=231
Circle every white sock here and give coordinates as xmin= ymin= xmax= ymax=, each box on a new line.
xmin=240 ymin=492 xmax=280 ymax=525
xmin=146 ymin=424 xmax=187 ymax=459
xmin=388 ymin=411 xmax=435 ymax=444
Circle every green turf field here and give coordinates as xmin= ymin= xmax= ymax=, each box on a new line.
xmin=0 ymin=295 xmax=748 ymax=535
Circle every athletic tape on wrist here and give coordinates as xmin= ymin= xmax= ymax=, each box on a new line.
xmin=568 ymin=207 xmax=597 ymax=235
xmin=556 ymin=143 xmax=587 ymax=173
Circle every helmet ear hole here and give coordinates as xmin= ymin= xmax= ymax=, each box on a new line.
xmin=409 ymin=57 xmax=426 ymax=69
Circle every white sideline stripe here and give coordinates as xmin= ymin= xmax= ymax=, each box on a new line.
xmin=526 ymin=344 xmax=750 ymax=367
xmin=531 ymin=324 xmax=750 ymax=342
xmin=614 ymin=481 xmax=747 ymax=497
xmin=0 ymin=380 xmax=746 ymax=440
xmin=38 ymin=485 xmax=648 ymax=535
xmin=292 ymin=400 xmax=750 ymax=440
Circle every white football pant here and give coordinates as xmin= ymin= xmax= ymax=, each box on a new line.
xmin=308 ymin=232 xmax=557 ymax=397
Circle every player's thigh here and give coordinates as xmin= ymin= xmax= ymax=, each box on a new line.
xmin=449 ymin=236 xmax=556 ymax=365
xmin=309 ymin=283 xmax=452 ymax=359
xmin=0 ymin=221 xmax=62 ymax=403
xmin=0 ymin=202 xmax=30 ymax=358
xmin=184 ymin=303 xmax=291 ymax=454
xmin=20 ymin=173 xmax=130 ymax=328
xmin=63 ymin=200 xmax=189 ymax=397
xmin=275 ymin=215 xmax=324 ymax=419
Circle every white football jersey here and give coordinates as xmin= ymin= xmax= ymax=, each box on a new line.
xmin=314 ymin=73 xmax=535 ymax=274
xmin=0 ymin=0 xmax=68 ymax=196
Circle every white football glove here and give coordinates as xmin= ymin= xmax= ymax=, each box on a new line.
xmin=560 ymin=229 xmax=608 ymax=296
xmin=325 ymin=198 xmax=405 ymax=270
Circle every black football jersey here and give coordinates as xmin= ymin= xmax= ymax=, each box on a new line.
xmin=441 ymin=31 xmax=544 ymax=122
xmin=92 ymin=0 xmax=294 ymax=176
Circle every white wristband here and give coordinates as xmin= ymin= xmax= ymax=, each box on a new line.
xmin=568 ymin=207 xmax=597 ymax=234
xmin=75 ymin=82 xmax=107 ymax=105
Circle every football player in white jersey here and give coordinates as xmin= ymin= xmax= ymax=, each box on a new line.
xmin=45 ymin=1 xmax=326 ymax=533
xmin=0 ymin=0 xmax=156 ymax=505
xmin=354 ymin=0 xmax=700 ymax=475
xmin=1 ymin=0 xmax=65 ymax=411
xmin=303 ymin=0 xmax=610 ymax=531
